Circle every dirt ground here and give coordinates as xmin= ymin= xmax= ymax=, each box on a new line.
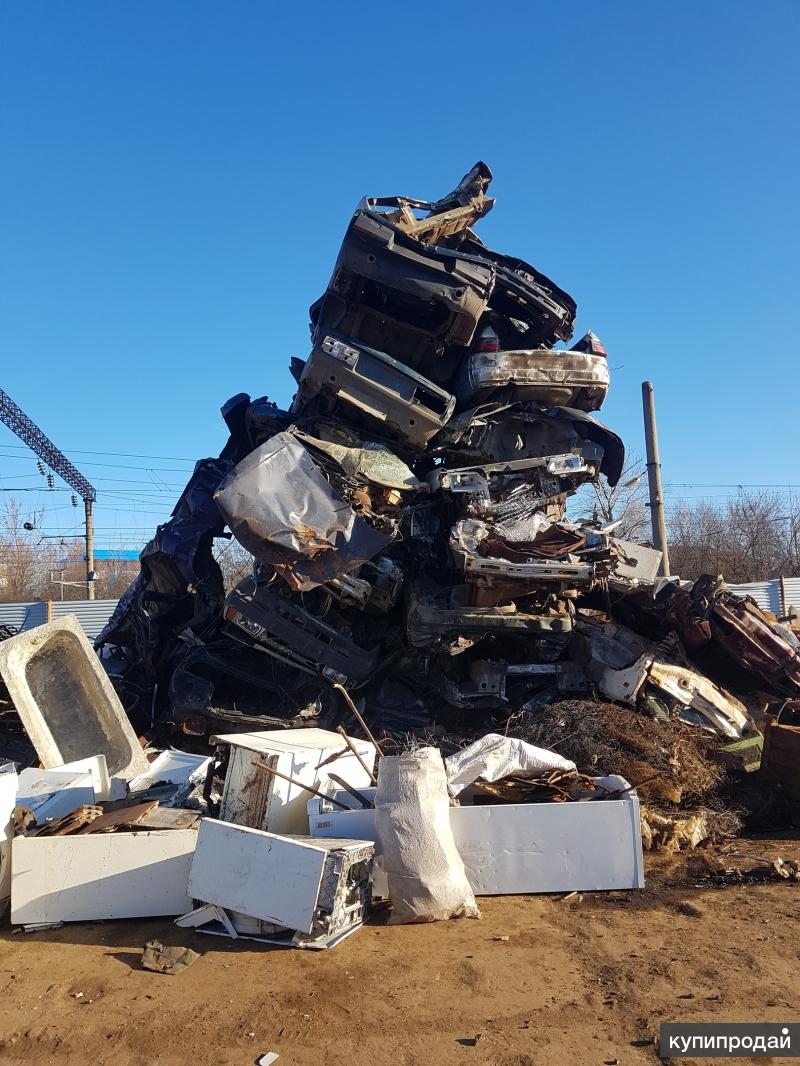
xmin=0 ymin=850 xmax=797 ymax=1066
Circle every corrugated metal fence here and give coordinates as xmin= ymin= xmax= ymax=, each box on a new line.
xmin=723 ymin=578 xmax=800 ymax=615
xmin=0 ymin=602 xmax=47 ymax=633
xmin=725 ymin=581 xmax=780 ymax=613
xmin=0 ymin=599 xmax=119 ymax=641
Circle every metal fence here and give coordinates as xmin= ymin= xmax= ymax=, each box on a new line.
xmin=0 ymin=599 xmax=119 ymax=641
xmin=726 ymin=578 xmax=800 ymax=615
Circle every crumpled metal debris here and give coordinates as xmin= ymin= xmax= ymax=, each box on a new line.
xmin=141 ymin=939 xmax=200 ymax=975
xmin=93 ymin=164 xmax=800 ymax=756
xmin=580 ymin=619 xmax=755 ymax=739
xmin=658 ymin=575 xmax=800 ymax=696
xmin=214 ymin=432 xmax=395 ymax=592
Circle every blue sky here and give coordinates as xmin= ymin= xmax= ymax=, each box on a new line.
xmin=1 ymin=1 xmax=798 ymax=548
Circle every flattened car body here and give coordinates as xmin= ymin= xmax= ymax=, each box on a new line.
xmin=661 ymin=576 xmax=800 ymax=696
xmin=454 ymin=347 xmax=610 ymax=410
xmin=454 ymin=237 xmax=577 ymax=349
xmin=293 ymin=333 xmax=456 ymax=447
xmin=310 ymin=209 xmax=494 ymax=380
xmin=224 ymin=576 xmax=380 ymax=683
xmin=405 ymin=579 xmax=573 ymax=649
xmin=433 ymin=404 xmax=624 ymax=486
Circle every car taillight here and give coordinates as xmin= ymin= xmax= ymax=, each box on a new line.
xmin=475 ymin=325 xmax=500 ymax=353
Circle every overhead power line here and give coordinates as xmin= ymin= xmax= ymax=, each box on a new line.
xmin=0 ymin=388 xmax=98 ymax=597
xmin=0 ymin=443 xmax=197 ymax=462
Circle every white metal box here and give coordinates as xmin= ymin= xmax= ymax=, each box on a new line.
xmin=16 ymin=767 xmax=96 ymax=822
xmin=11 ymin=829 xmax=197 ymax=924
xmin=188 ymin=818 xmax=373 ymax=938
xmin=309 ymin=775 xmax=644 ymax=896
xmin=214 ymin=727 xmax=376 ymax=835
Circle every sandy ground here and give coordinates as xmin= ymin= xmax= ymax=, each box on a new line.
xmin=0 ymin=855 xmax=797 ymax=1066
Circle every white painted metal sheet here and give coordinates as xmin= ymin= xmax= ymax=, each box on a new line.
xmin=130 ymin=749 xmax=211 ymax=793
xmin=781 ymin=577 xmax=800 ymax=613
xmin=0 ymin=600 xmax=118 ymax=641
xmin=11 ymin=830 xmax=197 ymax=924
xmin=212 ymin=727 xmax=374 ymax=756
xmin=309 ymin=775 xmax=644 ymax=895
xmin=16 ymin=768 xmax=95 ymax=821
xmin=725 ymin=577 xmax=800 ymax=615
xmin=0 ymin=602 xmax=47 ymax=633
xmin=49 ymin=600 xmax=119 ymax=641
xmin=189 ymin=819 xmax=327 ymax=933
xmin=56 ymin=755 xmax=111 ymax=801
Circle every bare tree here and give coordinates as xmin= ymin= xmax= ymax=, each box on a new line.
xmin=41 ymin=541 xmax=138 ymax=601
xmin=0 ymin=500 xmax=142 ymax=603
xmin=570 ymin=457 xmax=650 ymax=542
xmin=778 ymin=510 xmax=800 ymax=577
xmin=93 ymin=557 xmax=140 ymax=599
xmin=0 ymin=499 xmax=54 ymax=601
xmin=667 ymin=490 xmax=800 ymax=583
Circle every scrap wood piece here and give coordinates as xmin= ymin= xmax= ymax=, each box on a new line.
xmin=470 ymin=769 xmax=608 ymax=805
xmin=78 ymin=801 xmax=159 ymax=834
xmin=28 ymin=805 xmax=103 ymax=836
xmin=132 ymin=806 xmax=200 ymax=831
xmin=141 ymin=939 xmax=200 ymax=976
xmin=12 ymin=806 xmax=36 ymax=836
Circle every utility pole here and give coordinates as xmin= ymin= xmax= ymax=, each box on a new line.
xmin=641 ymin=381 xmax=670 ymax=577
xmin=0 ymin=388 xmax=97 ymax=598
xmin=84 ymin=499 xmax=95 ymax=599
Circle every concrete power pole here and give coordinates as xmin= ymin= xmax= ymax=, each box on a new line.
xmin=84 ymin=499 xmax=95 ymax=600
xmin=641 ymin=381 xmax=670 ymax=577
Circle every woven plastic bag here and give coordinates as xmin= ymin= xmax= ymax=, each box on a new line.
xmin=375 ymin=747 xmax=480 ymax=924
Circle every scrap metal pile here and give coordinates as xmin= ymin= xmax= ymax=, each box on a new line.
xmin=3 ymin=164 xmax=800 ymax=958
xmin=94 ymin=165 xmax=800 ymax=776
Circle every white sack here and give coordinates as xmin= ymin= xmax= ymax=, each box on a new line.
xmin=375 ymin=747 xmax=480 ymax=924
xmin=445 ymin=733 xmax=576 ymax=797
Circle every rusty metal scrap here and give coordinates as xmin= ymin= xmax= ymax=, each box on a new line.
xmin=659 ymin=575 xmax=800 ymax=696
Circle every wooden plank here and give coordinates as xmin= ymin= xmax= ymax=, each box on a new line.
xmin=133 ymin=807 xmax=201 ymax=831
xmin=29 ymin=805 xmax=103 ymax=836
xmin=78 ymin=801 xmax=159 ymax=834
